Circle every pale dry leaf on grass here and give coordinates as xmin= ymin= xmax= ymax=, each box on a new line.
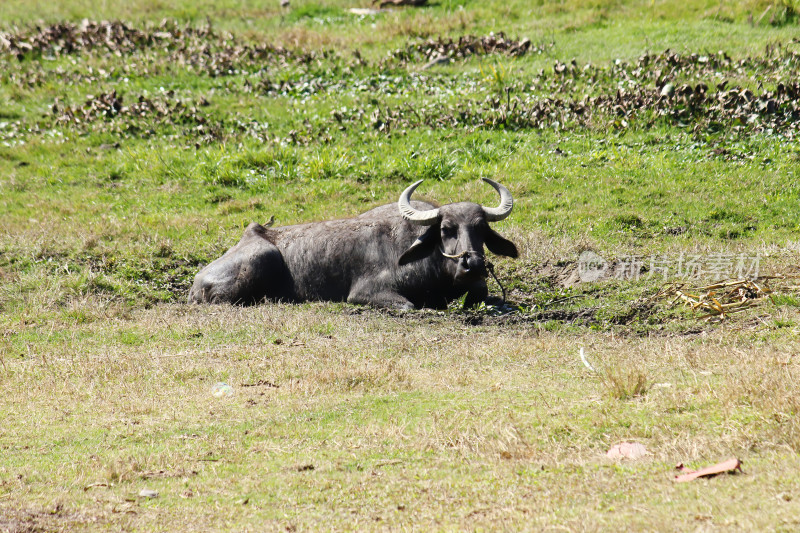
xmin=83 ymin=482 xmax=111 ymax=491
xmin=673 ymin=457 xmax=742 ymax=483
xmin=606 ymin=442 xmax=649 ymax=460
xmin=348 ymin=8 xmax=386 ymax=15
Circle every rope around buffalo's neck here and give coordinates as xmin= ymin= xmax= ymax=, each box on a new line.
xmin=439 ymin=248 xmax=507 ymax=302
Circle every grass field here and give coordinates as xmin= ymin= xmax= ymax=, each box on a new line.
xmin=2 ymin=0 xmax=800 ymax=530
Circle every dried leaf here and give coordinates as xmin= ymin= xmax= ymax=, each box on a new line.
xmin=673 ymin=457 xmax=742 ymax=482
xmin=607 ymin=442 xmax=649 ymax=460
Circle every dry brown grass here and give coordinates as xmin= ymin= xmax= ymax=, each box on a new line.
xmin=602 ymin=365 xmax=649 ymax=400
xmin=3 ymin=301 xmax=800 ymax=530
xmin=273 ymin=26 xmax=349 ymax=50
xmin=371 ymin=8 xmax=476 ymax=41
xmin=268 ymin=6 xmax=477 ymax=52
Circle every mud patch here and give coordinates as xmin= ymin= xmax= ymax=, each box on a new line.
xmin=0 ymin=506 xmax=101 ymax=533
xmin=606 ymin=300 xmax=657 ymax=325
xmin=464 ymin=306 xmax=598 ymax=327
xmin=536 ymin=260 xmax=643 ymax=288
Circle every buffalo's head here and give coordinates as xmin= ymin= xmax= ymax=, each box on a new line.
xmin=397 ymin=178 xmax=518 ymax=283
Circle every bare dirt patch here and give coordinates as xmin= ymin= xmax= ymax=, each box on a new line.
xmin=0 ymin=507 xmax=104 ymax=533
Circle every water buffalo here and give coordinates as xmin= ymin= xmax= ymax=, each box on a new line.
xmin=188 ymin=178 xmax=518 ymax=309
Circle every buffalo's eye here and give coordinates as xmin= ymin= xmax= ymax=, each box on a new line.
xmin=441 ymin=225 xmax=457 ymax=237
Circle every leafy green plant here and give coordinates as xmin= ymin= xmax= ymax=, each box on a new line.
xmin=480 ymin=59 xmax=511 ymax=97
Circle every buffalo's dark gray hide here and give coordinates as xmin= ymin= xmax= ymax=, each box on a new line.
xmin=188 ymin=179 xmax=518 ymax=309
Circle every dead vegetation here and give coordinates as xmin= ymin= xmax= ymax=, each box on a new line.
xmin=0 ymin=18 xmax=323 ymax=79
xmin=658 ymin=276 xmax=790 ymax=320
xmin=254 ymin=41 xmax=800 ymax=141
xmin=3 ymin=20 xmax=798 ymax=146
xmin=52 ymin=90 xmax=211 ymax=129
xmin=337 ymin=59 xmax=800 ymax=138
xmin=388 ymin=32 xmax=548 ymax=63
xmin=601 ymin=366 xmax=649 ymax=400
xmin=0 ymin=19 xmax=212 ymax=58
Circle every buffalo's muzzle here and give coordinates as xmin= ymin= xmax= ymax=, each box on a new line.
xmin=457 ymin=252 xmax=487 ymax=281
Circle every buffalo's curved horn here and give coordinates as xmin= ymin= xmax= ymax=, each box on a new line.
xmin=481 ymin=177 xmax=514 ymax=221
xmin=398 ymin=180 xmax=440 ymax=226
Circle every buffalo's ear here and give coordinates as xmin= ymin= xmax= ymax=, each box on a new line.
xmin=485 ymin=228 xmax=518 ymax=258
xmin=399 ymin=225 xmax=439 ymax=265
